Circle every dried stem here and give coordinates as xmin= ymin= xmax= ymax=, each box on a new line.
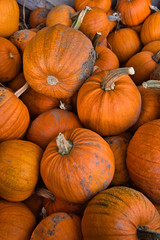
xmin=23 ymin=0 xmax=28 ymax=29
xmin=56 ymin=133 xmax=73 ymax=155
xmin=14 ymin=82 xmax=29 ymax=98
xmin=149 ymin=5 xmax=160 ymax=12
xmin=71 ymin=6 xmax=92 ymax=30
xmin=137 ymin=225 xmax=160 ymax=240
xmin=142 ymin=80 xmax=160 ymax=90
xmin=36 ymin=188 xmax=55 ymax=201
xmin=152 ymin=50 xmax=160 ymax=63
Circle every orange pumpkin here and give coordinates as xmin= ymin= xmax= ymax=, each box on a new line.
xmin=23 ymin=24 xmax=96 ymax=98
xmin=0 ymin=37 xmax=21 ymax=82
xmin=30 ymin=212 xmax=82 ymax=240
xmin=74 ymin=0 xmax=111 ymax=12
xmin=0 ymin=85 xmax=30 ymax=142
xmin=29 ymin=8 xmax=49 ymax=28
xmin=0 ymin=0 xmax=19 ymax=38
xmin=40 ymin=128 xmax=115 ymax=203
xmin=77 ymin=68 xmax=141 ymax=136
xmin=46 ymin=5 xmax=75 ymax=27
xmin=0 ymin=139 xmax=43 ymax=202
xmin=141 ymin=40 xmax=160 ymax=54
xmin=116 ymin=0 xmax=152 ymax=26
xmin=0 ymin=199 xmax=36 ymax=240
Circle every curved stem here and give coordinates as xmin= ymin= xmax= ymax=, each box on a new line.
xmin=101 ymin=67 xmax=135 ymax=91
xmin=137 ymin=225 xmax=160 ymax=240
xmin=142 ymin=80 xmax=160 ymax=90
xmin=71 ymin=6 xmax=92 ymax=30
xmin=152 ymin=50 xmax=160 ymax=63
xmin=14 ymin=82 xmax=29 ymax=98
xmin=36 ymin=188 xmax=55 ymax=201
xmin=56 ymin=133 xmax=73 ymax=155
xmin=92 ymin=32 xmax=102 ymax=59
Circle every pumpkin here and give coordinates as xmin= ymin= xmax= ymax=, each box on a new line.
xmin=107 ymin=27 xmax=142 ymax=64
xmin=0 ymin=0 xmax=19 ymax=38
xmin=126 ymin=119 xmax=160 ymax=204
xmin=126 ymin=50 xmax=160 ymax=85
xmin=40 ymin=128 xmax=115 ymax=203
xmin=0 ymin=37 xmax=21 ymax=82
xmin=130 ymin=84 xmax=160 ymax=132
xmin=0 ymin=199 xmax=36 ymax=240
xmin=106 ymin=9 xmax=119 ymax=33
xmin=46 ymin=5 xmax=76 ymax=27
xmin=104 ymin=135 xmax=130 ymax=186
xmin=9 ymin=29 xmax=37 ymax=53
xmin=0 ymin=85 xmax=30 ymax=141
xmin=81 ymin=186 xmax=160 ymax=240
xmin=150 ymin=63 xmax=160 ymax=80
xmin=116 ymin=0 xmax=152 ymax=26
xmin=29 ymin=8 xmax=49 ymax=28
xmin=23 ymin=24 xmax=96 ymax=98
xmin=141 ymin=40 xmax=160 ymax=54
xmin=0 ymin=139 xmax=43 ymax=202
xmin=74 ymin=0 xmax=111 ymax=12
xmin=26 ymin=108 xmax=82 ymax=149
xmin=140 ymin=10 xmax=160 ymax=45
xmin=77 ymin=67 xmax=141 ymax=136
xmin=30 ymin=212 xmax=82 ymax=240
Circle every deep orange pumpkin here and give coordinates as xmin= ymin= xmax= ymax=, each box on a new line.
xmin=127 ymin=119 xmax=160 ymax=204
xmin=23 ymin=24 xmax=96 ymax=98
xmin=77 ymin=68 xmax=141 ymax=136
xmin=0 ymin=0 xmax=19 ymax=38
xmin=29 ymin=8 xmax=49 ymax=28
xmin=0 ymin=37 xmax=21 ymax=82
xmin=40 ymin=128 xmax=115 ymax=203
xmin=0 ymin=139 xmax=43 ymax=202
xmin=0 ymin=199 xmax=36 ymax=240
xmin=81 ymin=186 xmax=160 ymax=240
xmin=74 ymin=0 xmax=111 ymax=12
xmin=141 ymin=40 xmax=160 ymax=54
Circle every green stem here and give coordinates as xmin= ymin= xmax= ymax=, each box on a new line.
xmin=71 ymin=6 xmax=92 ymax=30
xmin=137 ymin=225 xmax=160 ymax=240
xmin=142 ymin=80 xmax=160 ymax=90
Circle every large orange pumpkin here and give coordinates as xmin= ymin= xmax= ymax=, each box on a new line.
xmin=0 ymin=199 xmax=36 ymax=240
xmin=0 ymin=0 xmax=19 ymax=38
xmin=77 ymin=67 xmax=141 ymax=136
xmin=40 ymin=128 xmax=115 ymax=203
xmin=81 ymin=186 xmax=160 ymax=240
xmin=0 ymin=140 xmax=43 ymax=202
xmin=23 ymin=24 xmax=96 ymax=98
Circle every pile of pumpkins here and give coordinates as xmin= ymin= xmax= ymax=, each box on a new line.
xmin=0 ymin=0 xmax=160 ymax=239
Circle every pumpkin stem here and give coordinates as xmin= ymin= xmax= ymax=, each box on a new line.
xmin=142 ymin=80 xmax=160 ymax=90
xmin=47 ymin=75 xmax=58 ymax=85
xmin=40 ymin=207 xmax=47 ymax=219
xmin=101 ymin=67 xmax=135 ymax=91
xmin=71 ymin=6 xmax=92 ymax=30
xmin=56 ymin=133 xmax=73 ymax=155
xmin=152 ymin=50 xmax=160 ymax=63
xmin=137 ymin=225 xmax=160 ymax=239
xmin=92 ymin=32 xmax=102 ymax=59
xmin=36 ymin=188 xmax=55 ymax=201
xmin=14 ymin=82 xmax=29 ymax=98
xmin=59 ymin=101 xmax=72 ymax=111
xmin=107 ymin=12 xmax=122 ymax=22
xmin=9 ymin=52 xmax=14 ymax=59
xmin=149 ymin=5 xmax=160 ymax=12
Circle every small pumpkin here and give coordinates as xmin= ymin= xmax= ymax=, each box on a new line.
xmin=74 ymin=0 xmax=111 ymax=12
xmin=0 ymin=199 xmax=36 ymax=240
xmin=40 ymin=128 xmax=115 ymax=203
xmin=30 ymin=212 xmax=82 ymax=240
xmin=0 ymin=37 xmax=21 ymax=82
xmin=141 ymin=40 xmax=160 ymax=54
xmin=0 ymin=139 xmax=43 ymax=202
xmin=81 ymin=186 xmax=160 ymax=240
xmin=29 ymin=8 xmax=49 ymax=28
xmin=0 ymin=0 xmax=19 ymax=38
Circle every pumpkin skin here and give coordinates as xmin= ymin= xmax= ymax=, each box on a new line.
xmin=140 ymin=11 xmax=160 ymax=45
xmin=0 ymin=200 xmax=36 ymax=240
xmin=0 ymin=140 xmax=43 ymax=202
xmin=107 ymin=28 xmax=142 ymax=64
xmin=74 ymin=0 xmax=111 ymax=12
xmin=26 ymin=108 xmax=82 ymax=149
xmin=46 ymin=5 xmax=75 ymax=27
xmin=0 ymin=86 xmax=30 ymax=142
xmin=116 ymin=0 xmax=151 ymax=26
xmin=77 ymin=69 xmax=141 ymax=136
xmin=29 ymin=8 xmax=49 ymax=28
xmin=40 ymin=128 xmax=115 ymax=203
xmin=81 ymin=186 xmax=160 ymax=240
xmin=130 ymin=85 xmax=160 ymax=132
xmin=10 ymin=29 xmax=37 ymax=53
xmin=0 ymin=37 xmax=21 ymax=82
xmin=23 ymin=24 xmax=96 ymax=98
xmin=0 ymin=0 xmax=19 ymax=38
xmin=126 ymin=119 xmax=160 ymax=204
xmin=141 ymin=40 xmax=160 ymax=54
xmin=30 ymin=212 xmax=82 ymax=240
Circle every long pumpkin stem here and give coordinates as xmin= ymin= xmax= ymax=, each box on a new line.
xmin=149 ymin=5 xmax=160 ymax=12
xmin=142 ymin=80 xmax=160 ymax=90
xmin=137 ymin=225 xmax=160 ymax=239
xmin=101 ymin=67 xmax=135 ymax=91
xmin=152 ymin=50 xmax=160 ymax=63
xmin=36 ymin=188 xmax=55 ymax=201
xmin=56 ymin=133 xmax=73 ymax=155
xmin=92 ymin=32 xmax=102 ymax=59
xmin=14 ymin=82 xmax=29 ymax=98
xmin=71 ymin=6 xmax=92 ymax=30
